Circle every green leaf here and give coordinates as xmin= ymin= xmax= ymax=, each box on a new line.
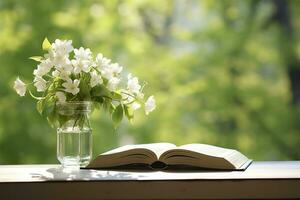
xmin=79 ymin=80 xmax=91 ymax=100
xmin=103 ymin=100 xmax=115 ymax=114
xmin=91 ymin=85 xmax=110 ymax=97
xmin=93 ymin=101 xmax=102 ymax=109
xmin=92 ymin=96 xmax=104 ymax=104
xmin=42 ymin=97 xmax=55 ymax=117
xmin=29 ymin=56 xmax=43 ymax=62
xmin=36 ymin=100 xmax=44 ymax=115
xmin=75 ymin=115 xmax=86 ymax=128
xmin=108 ymin=102 xmax=115 ymax=114
xmin=47 ymin=78 xmax=62 ymax=93
xmin=57 ymin=114 xmax=69 ymax=128
xmin=112 ymin=104 xmax=123 ymax=128
xmin=37 ymin=96 xmax=58 ymax=128
xmin=111 ymin=92 xmax=122 ymax=100
xmin=124 ymin=105 xmax=134 ymax=122
xmin=47 ymin=109 xmax=58 ymax=128
xmin=102 ymin=99 xmax=111 ymax=111
xmin=42 ymin=37 xmax=51 ymax=51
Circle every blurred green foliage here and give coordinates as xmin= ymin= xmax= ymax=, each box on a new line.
xmin=0 ymin=0 xmax=300 ymax=164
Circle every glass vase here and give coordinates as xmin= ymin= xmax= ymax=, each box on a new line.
xmin=56 ymin=101 xmax=92 ymax=169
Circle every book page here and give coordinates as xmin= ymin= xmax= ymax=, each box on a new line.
xmin=160 ymin=143 xmax=248 ymax=170
xmin=87 ymin=143 xmax=250 ymax=170
xmin=87 ymin=143 xmax=176 ymax=168
xmin=178 ymin=143 xmax=235 ymax=158
xmin=102 ymin=143 xmax=176 ymax=158
xmin=141 ymin=143 xmax=177 ymax=158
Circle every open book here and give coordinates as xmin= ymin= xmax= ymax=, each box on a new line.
xmin=86 ymin=143 xmax=252 ymax=170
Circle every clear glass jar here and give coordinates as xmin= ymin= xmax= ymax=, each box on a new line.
xmin=56 ymin=101 xmax=92 ymax=169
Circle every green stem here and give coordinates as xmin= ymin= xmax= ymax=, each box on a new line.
xmin=125 ymin=100 xmax=135 ymax=105
xmin=70 ymin=95 xmax=77 ymax=101
xmin=45 ymin=74 xmax=54 ymax=79
xmin=28 ymin=90 xmax=45 ymax=100
xmin=140 ymin=81 xmax=148 ymax=92
xmin=121 ymin=91 xmax=136 ymax=99
xmin=121 ymin=91 xmax=144 ymax=104
xmin=73 ymin=115 xmax=80 ymax=129
xmin=26 ymin=82 xmax=34 ymax=86
xmin=102 ymin=95 xmax=123 ymax=102
xmin=92 ymin=67 xmax=101 ymax=74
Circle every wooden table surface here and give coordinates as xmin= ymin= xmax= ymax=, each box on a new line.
xmin=0 ymin=161 xmax=300 ymax=199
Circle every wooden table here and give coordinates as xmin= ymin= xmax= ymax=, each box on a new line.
xmin=0 ymin=161 xmax=300 ymax=199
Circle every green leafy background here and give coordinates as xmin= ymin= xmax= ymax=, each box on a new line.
xmin=0 ymin=0 xmax=300 ymax=164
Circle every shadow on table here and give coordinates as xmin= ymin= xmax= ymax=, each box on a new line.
xmin=29 ymin=167 xmax=148 ymax=181
xmin=28 ymin=164 xmax=237 ymax=182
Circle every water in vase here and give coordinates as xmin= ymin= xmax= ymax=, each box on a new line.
xmin=57 ymin=128 xmax=92 ymax=168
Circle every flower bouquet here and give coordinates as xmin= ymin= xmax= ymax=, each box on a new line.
xmin=14 ymin=38 xmax=156 ymax=167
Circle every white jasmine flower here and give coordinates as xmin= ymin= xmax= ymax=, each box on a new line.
xmin=71 ymin=47 xmax=92 ymax=74
xmin=127 ymin=73 xmax=141 ymax=94
xmin=14 ymin=77 xmax=26 ymax=96
xmin=52 ymin=65 xmax=72 ymax=80
xmin=52 ymin=54 xmax=70 ymax=67
xmin=58 ymin=66 xmax=73 ymax=80
xmin=33 ymin=67 xmax=45 ymax=77
xmin=51 ymin=39 xmax=73 ymax=56
xmin=107 ymin=77 xmax=120 ymax=91
xmin=90 ymin=71 xmax=103 ymax=87
xmin=145 ymin=95 xmax=156 ymax=115
xmin=33 ymin=60 xmax=52 ymax=77
xmin=57 ymin=64 xmax=73 ymax=74
xmin=55 ymin=91 xmax=66 ymax=103
xmin=55 ymin=57 xmax=72 ymax=71
xmin=131 ymin=102 xmax=141 ymax=110
xmin=72 ymin=59 xmax=91 ymax=74
xmin=40 ymin=58 xmax=53 ymax=72
xmin=60 ymin=70 xmax=72 ymax=80
xmin=52 ymin=70 xmax=60 ymax=77
xmin=74 ymin=47 xmax=92 ymax=61
xmin=34 ymin=76 xmax=47 ymax=92
xmin=52 ymin=70 xmax=68 ymax=80
xmin=110 ymin=63 xmax=123 ymax=75
xmin=101 ymin=68 xmax=113 ymax=80
xmin=101 ymin=63 xmax=123 ymax=80
xmin=62 ymin=79 xmax=80 ymax=95
xmin=95 ymin=53 xmax=111 ymax=70
xmin=15 ymin=37 xmax=157 ymax=122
